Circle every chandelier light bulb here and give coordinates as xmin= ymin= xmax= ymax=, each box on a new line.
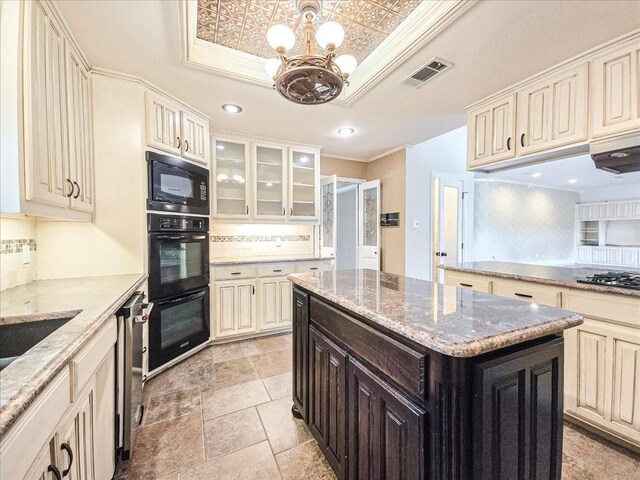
xmin=316 ymin=21 xmax=345 ymax=49
xmin=265 ymin=58 xmax=281 ymax=79
xmin=267 ymin=24 xmax=296 ymax=52
xmin=335 ymin=54 xmax=357 ymax=75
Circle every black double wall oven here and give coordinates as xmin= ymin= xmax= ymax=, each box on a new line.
xmin=147 ymin=152 xmax=210 ymax=372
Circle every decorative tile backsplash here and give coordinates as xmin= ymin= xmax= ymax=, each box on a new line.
xmin=1 ymin=239 xmax=37 ymax=254
xmin=211 ymin=234 xmax=311 ymax=243
xmin=0 ymin=216 xmax=38 ymax=291
xmin=211 ymin=223 xmax=315 ymax=258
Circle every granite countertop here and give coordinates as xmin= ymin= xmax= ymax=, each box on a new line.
xmin=440 ymin=261 xmax=640 ymax=297
xmin=211 ymin=255 xmax=334 ymax=266
xmin=0 ymin=273 xmax=147 ymax=437
xmin=289 ymin=269 xmax=583 ymax=358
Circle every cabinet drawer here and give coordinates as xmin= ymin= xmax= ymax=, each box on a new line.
xmin=257 ymin=263 xmax=295 ymax=278
xmin=294 ymin=260 xmax=333 ymax=273
xmin=565 ymin=289 xmax=640 ymax=327
xmin=492 ymin=279 xmax=561 ymax=307
xmin=71 ymin=319 xmax=117 ymax=398
xmin=310 ymin=297 xmax=426 ymax=400
xmin=212 ymin=266 xmax=257 ymax=281
xmin=444 ymin=271 xmax=492 ymax=293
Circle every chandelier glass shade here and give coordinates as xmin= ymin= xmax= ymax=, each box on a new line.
xmin=265 ymin=0 xmax=357 ymax=105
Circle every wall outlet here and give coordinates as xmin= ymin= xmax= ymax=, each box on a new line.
xmin=22 ymin=244 xmax=30 ymax=264
xmin=413 ymin=220 xmax=420 ymax=229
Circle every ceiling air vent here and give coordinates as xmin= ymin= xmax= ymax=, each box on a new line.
xmin=402 ymin=58 xmax=452 ymax=88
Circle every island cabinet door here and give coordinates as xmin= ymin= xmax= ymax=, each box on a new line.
xmin=292 ymin=288 xmax=309 ymax=420
xmin=348 ymin=359 xmax=426 ymax=480
xmin=473 ymin=337 xmax=564 ymax=480
xmin=308 ymin=326 xmax=348 ymax=478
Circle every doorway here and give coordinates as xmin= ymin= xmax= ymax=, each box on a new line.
xmin=432 ymin=174 xmax=467 ymax=283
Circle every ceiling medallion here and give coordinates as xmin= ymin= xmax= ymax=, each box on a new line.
xmin=264 ymin=0 xmax=357 ymax=106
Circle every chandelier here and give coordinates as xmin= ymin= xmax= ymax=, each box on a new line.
xmin=264 ymin=0 xmax=357 ymax=105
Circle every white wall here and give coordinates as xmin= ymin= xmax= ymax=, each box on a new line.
xmin=579 ymin=183 xmax=640 ymax=203
xmin=405 ymin=126 xmax=474 ymax=281
xmin=474 ymin=181 xmax=579 ymax=264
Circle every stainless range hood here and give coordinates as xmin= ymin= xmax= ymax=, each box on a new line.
xmin=590 ymin=132 xmax=640 ymax=174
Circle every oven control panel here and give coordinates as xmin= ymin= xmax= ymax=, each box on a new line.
xmin=148 ymin=213 xmax=209 ymax=233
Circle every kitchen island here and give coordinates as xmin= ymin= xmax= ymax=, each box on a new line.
xmin=289 ymin=269 xmax=583 ymax=480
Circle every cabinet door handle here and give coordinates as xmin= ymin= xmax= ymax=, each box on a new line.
xmin=507 ymin=137 xmax=511 ymax=151
xmin=61 ymin=442 xmax=74 ymax=477
xmin=231 ymin=272 xmax=242 ymax=275
xmin=66 ymin=179 xmax=74 ymax=198
xmin=282 ymin=207 xmax=285 ymax=216
xmin=48 ymin=464 xmax=62 ymax=480
xmin=246 ymin=205 xmax=249 ymax=215
xmin=184 ymin=139 xmax=189 ymax=152
xmin=73 ymin=181 xmax=80 ymax=199
xmin=252 ymin=285 xmax=255 ymax=295
xmin=176 ymin=136 xmax=181 ymax=149
xmin=514 ymin=292 xmax=533 ymax=299
xmin=309 ymin=267 xmax=318 ymax=270
xmin=290 ymin=207 xmax=293 ymax=216
xmin=460 ymin=283 xmax=473 ymax=288
xmin=520 ymin=133 xmax=525 ymax=147
xmin=273 ymin=269 xmax=282 ymax=273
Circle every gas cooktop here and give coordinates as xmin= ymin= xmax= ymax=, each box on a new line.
xmin=577 ymin=271 xmax=640 ymax=290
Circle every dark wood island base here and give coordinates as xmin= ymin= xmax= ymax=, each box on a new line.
xmin=292 ymin=286 xmax=567 ymax=480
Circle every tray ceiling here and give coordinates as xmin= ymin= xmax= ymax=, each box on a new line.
xmin=196 ymin=0 xmax=421 ymax=63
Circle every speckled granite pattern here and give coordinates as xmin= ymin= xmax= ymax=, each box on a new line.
xmin=0 ymin=274 xmax=147 ymax=437
xmin=211 ymin=255 xmax=334 ymax=266
xmin=441 ymin=261 xmax=640 ymax=297
xmin=288 ymin=269 xmax=583 ymax=358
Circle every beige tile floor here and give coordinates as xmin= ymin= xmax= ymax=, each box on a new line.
xmin=117 ymin=333 xmax=639 ymax=479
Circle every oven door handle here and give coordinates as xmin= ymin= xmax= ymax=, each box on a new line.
xmin=155 ymin=235 xmax=207 ymax=240
xmin=156 ymin=290 xmax=206 ymax=306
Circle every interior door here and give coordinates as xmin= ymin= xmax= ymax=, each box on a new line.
xmin=336 ymin=185 xmax=358 ymax=270
xmin=321 ymin=175 xmax=337 ymax=257
xmin=434 ymin=176 xmax=464 ymax=283
xmin=358 ymin=180 xmax=381 ymax=271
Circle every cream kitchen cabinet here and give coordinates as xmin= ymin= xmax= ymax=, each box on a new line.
xmin=212 ymin=133 xmax=321 ymax=222
xmin=591 ymin=39 xmax=640 ymax=138
xmin=467 ymin=93 xmax=517 ymax=167
xmin=443 ymin=270 xmax=493 ymax=294
xmin=15 ymin=0 xmax=95 ymax=219
xmin=257 ymin=277 xmax=292 ymax=331
xmin=145 ymin=92 xmax=210 ymax=165
xmin=517 ymin=63 xmax=589 ymax=155
xmin=214 ymin=279 xmax=257 ymax=338
xmin=25 ymin=441 xmax=57 ymax=480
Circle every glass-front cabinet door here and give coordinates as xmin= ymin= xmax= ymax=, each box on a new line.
xmin=214 ymin=139 xmax=250 ymax=217
xmin=254 ymin=143 xmax=287 ymax=219
xmin=289 ymin=149 xmax=319 ymax=220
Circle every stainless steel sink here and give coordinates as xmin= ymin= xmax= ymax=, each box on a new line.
xmin=0 ymin=317 xmax=75 ymax=371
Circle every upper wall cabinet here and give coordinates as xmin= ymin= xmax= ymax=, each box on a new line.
xmin=591 ymin=40 xmax=640 ymax=138
xmin=518 ymin=64 xmax=589 ymax=155
xmin=466 ymin=31 xmax=640 ymax=171
xmin=5 ymin=0 xmax=95 ymax=220
xmin=467 ymin=94 xmax=516 ymax=167
xmin=145 ymin=92 xmax=210 ymax=165
xmin=212 ymin=133 xmax=320 ymax=223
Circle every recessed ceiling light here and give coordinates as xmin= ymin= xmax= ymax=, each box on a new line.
xmin=337 ymin=127 xmax=355 ymax=136
xmin=299 ymin=156 xmax=309 ymax=163
xmin=568 ymin=178 xmax=578 ymax=184
xmin=530 ymin=172 xmax=541 ymax=178
xmin=216 ymin=144 xmax=225 ymax=150
xmin=222 ymin=104 xmax=242 ymax=113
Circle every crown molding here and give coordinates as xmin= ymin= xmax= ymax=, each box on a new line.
xmin=179 ymin=0 xmax=475 ymax=106
xmin=368 ymin=145 xmax=409 ymax=162
xmin=321 ymin=153 xmax=368 ymax=163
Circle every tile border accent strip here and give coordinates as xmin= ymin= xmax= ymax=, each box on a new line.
xmin=1 ymin=239 xmax=37 ymax=254
xmin=211 ymin=235 xmax=311 ymax=243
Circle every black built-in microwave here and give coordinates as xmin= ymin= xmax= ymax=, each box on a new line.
xmin=147 ymin=151 xmax=209 ymax=215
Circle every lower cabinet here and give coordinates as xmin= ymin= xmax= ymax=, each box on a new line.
xmin=292 ymin=289 xmax=309 ymax=420
xmin=308 ymin=326 xmax=348 ymax=478
xmin=214 ymin=279 xmax=257 ymax=337
xmin=258 ymin=277 xmax=292 ymax=331
xmin=473 ymin=338 xmax=564 ymax=480
xmin=348 ymin=358 xmax=425 ymax=480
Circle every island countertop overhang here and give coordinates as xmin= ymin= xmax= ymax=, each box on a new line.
xmin=288 ymin=269 xmax=583 ymax=358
